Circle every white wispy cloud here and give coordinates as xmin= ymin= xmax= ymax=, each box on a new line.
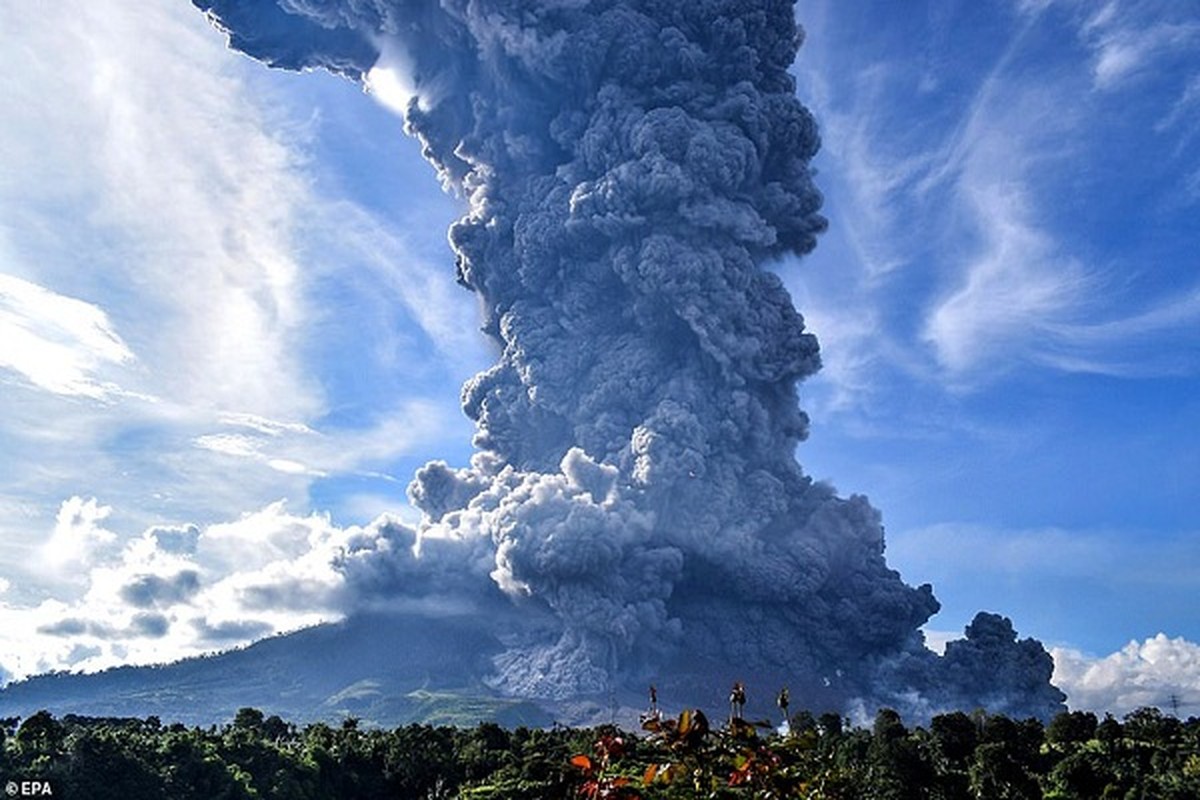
xmin=192 ymin=400 xmax=455 ymax=480
xmin=324 ymin=199 xmax=487 ymax=365
xmin=910 ymin=28 xmax=1101 ymax=384
xmin=218 ymin=412 xmax=316 ymax=437
xmin=1036 ymin=285 xmax=1200 ymax=376
xmin=921 ymin=176 xmax=1090 ymax=377
xmin=1156 ymin=75 xmax=1200 ymax=135
xmin=792 ymin=0 xmax=1200 ymax=401
xmin=794 ymin=3 xmax=1088 ymax=394
xmin=0 ymin=275 xmax=136 ymax=399
xmin=1080 ymin=4 xmax=1200 ymax=92
xmin=805 ymin=69 xmax=934 ymax=283
xmin=194 ymin=433 xmax=266 ymax=461
xmin=1 ymin=2 xmax=324 ymax=419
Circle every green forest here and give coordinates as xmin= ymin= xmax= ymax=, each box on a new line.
xmin=1 ymin=704 xmax=1198 ymax=798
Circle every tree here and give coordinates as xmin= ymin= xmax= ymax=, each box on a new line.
xmin=232 ymin=707 xmax=265 ymax=732
xmin=817 ymin=712 xmax=843 ymax=738
xmin=1047 ymin=711 xmax=1098 ymax=748
xmin=1046 ymin=747 xmax=1116 ymax=799
xmin=15 ymin=710 xmax=65 ymax=757
xmin=1096 ymin=714 xmax=1123 ymax=748
xmin=931 ymin=711 xmax=978 ymax=765
xmin=969 ymin=741 xmax=1040 ymax=799
xmin=58 ymin=729 xmax=164 ymax=800
xmin=864 ymin=709 xmax=933 ymax=799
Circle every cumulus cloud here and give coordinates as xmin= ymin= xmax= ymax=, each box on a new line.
xmin=191 ymin=0 xmax=1065 ymax=720
xmin=0 ymin=497 xmax=501 ymax=682
xmin=43 ymin=497 xmax=119 ymax=572
xmin=1054 ymin=634 xmax=1200 ymax=717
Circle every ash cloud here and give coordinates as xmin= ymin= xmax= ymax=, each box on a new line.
xmin=194 ymin=0 xmax=1064 ymax=720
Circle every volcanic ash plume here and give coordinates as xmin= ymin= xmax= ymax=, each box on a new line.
xmin=195 ymin=0 xmax=1065 ymax=719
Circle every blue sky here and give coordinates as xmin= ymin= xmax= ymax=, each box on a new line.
xmin=791 ymin=0 xmax=1200 ymax=660
xmin=0 ymin=0 xmax=1197 ymax=715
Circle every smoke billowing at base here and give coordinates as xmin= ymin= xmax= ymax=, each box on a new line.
xmin=195 ymin=0 xmax=1065 ymax=721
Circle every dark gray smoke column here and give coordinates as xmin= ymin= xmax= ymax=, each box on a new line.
xmin=195 ymin=0 xmax=1064 ymax=719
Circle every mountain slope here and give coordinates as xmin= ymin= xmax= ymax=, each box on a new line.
xmin=0 ymin=613 xmax=552 ymax=728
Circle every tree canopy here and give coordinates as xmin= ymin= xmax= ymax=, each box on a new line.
xmin=1 ymin=704 xmax=1197 ymax=798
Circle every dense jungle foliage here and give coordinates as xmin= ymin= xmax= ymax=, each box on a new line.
xmin=1 ymin=704 xmax=1197 ymax=798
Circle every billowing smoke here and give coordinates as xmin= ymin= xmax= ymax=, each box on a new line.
xmin=194 ymin=0 xmax=1064 ymax=719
